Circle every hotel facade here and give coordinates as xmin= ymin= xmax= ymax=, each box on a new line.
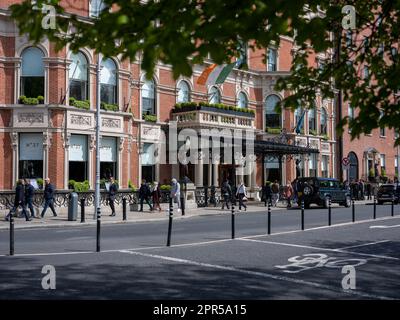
xmin=0 ymin=1 xmax=397 ymax=195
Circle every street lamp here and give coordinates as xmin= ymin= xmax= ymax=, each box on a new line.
xmin=95 ymin=52 xmax=102 ymax=252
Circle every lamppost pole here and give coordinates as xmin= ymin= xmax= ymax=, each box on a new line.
xmin=95 ymin=53 xmax=102 ymax=223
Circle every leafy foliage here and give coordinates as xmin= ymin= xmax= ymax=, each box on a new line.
xmin=9 ymin=0 xmax=400 ymax=144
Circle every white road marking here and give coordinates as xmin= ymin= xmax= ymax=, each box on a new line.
xmin=239 ymin=238 xmax=400 ymax=261
xmin=119 ymin=250 xmax=396 ymax=300
xmin=370 ymin=224 xmax=400 ymax=229
xmin=337 ymin=240 xmax=390 ymax=250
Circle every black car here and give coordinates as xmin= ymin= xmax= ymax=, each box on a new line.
xmin=377 ymin=184 xmax=400 ymax=204
xmin=297 ymin=177 xmax=351 ymax=208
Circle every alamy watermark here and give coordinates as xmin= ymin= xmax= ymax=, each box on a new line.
xmin=41 ymin=265 xmax=56 ymax=290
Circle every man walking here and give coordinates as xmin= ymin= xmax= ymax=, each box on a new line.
xmin=221 ymin=178 xmax=232 ymax=210
xmin=41 ymin=178 xmax=57 ymax=218
xmin=139 ymin=179 xmax=153 ymax=211
xmin=236 ymin=180 xmax=247 ymax=211
xmin=6 ymin=179 xmax=31 ymax=221
xmin=108 ymin=177 xmax=118 ymax=216
xmin=171 ymin=178 xmax=181 ymax=212
xmin=24 ymin=178 xmax=36 ymax=218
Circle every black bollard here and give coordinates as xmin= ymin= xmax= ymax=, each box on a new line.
xmin=301 ymin=200 xmax=305 ymax=230
xmin=181 ymin=194 xmax=185 ymax=216
xmin=9 ymin=215 xmax=14 ymax=256
xmin=167 ymin=199 xmax=173 ymax=247
xmin=80 ymin=198 xmax=85 ymax=223
xmin=328 ymin=197 xmax=332 ymax=226
xmin=391 ymin=196 xmax=394 ymax=217
xmin=96 ymin=207 xmax=101 ymax=252
xmin=231 ymin=205 xmax=235 ymax=239
xmin=267 ymin=201 xmax=271 ymax=235
xmin=373 ymin=196 xmax=377 ymax=219
xmin=352 ymin=198 xmax=355 ymax=222
xmin=123 ymin=198 xmax=127 ymax=221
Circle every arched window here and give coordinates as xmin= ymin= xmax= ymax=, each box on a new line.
xmin=21 ymin=47 xmax=45 ymax=98
xmin=237 ymin=92 xmax=248 ymax=108
xmin=320 ymin=108 xmax=328 ymax=135
xmin=177 ymin=81 xmax=190 ymax=103
xmin=69 ymin=52 xmax=88 ymax=101
xmin=100 ymin=58 xmax=117 ymax=105
xmin=348 ymin=152 xmax=359 ymax=181
xmin=308 ymin=108 xmax=316 ymax=133
xmin=264 ymin=94 xmax=281 ymax=129
xmin=208 ymin=86 xmax=221 ymax=104
xmin=142 ymin=79 xmax=156 ymax=115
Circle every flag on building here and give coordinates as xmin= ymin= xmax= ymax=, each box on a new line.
xmin=295 ymin=109 xmax=306 ymax=134
xmin=197 ymin=58 xmax=244 ymax=86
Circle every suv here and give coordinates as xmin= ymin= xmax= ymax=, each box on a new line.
xmin=377 ymin=184 xmax=400 ymax=204
xmin=297 ymin=177 xmax=351 ymax=209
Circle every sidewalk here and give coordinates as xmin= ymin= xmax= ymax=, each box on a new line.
xmin=0 ymin=199 xmax=375 ymax=230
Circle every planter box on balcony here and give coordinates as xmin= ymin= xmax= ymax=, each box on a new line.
xmin=173 ymin=105 xmax=255 ymax=118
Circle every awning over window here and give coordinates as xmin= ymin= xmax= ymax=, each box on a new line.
xmin=252 ymin=140 xmax=319 ymax=156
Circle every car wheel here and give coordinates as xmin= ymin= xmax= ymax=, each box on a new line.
xmin=303 ymin=185 xmax=313 ymax=196
xmin=344 ymin=196 xmax=351 ymax=208
xmin=323 ymin=197 xmax=331 ymax=209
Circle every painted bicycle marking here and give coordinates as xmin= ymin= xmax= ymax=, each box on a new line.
xmin=275 ymin=253 xmax=367 ymax=274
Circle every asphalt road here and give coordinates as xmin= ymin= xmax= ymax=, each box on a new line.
xmin=0 ymin=203 xmax=399 ymax=300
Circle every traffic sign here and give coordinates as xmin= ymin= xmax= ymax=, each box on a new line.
xmin=342 ymin=157 xmax=350 ymax=166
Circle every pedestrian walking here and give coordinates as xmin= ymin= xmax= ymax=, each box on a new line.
xmin=358 ymin=179 xmax=365 ymax=200
xmin=291 ymin=179 xmax=299 ymax=205
xmin=236 ymin=180 xmax=247 ymax=211
xmin=40 ymin=178 xmax=58 ymax=218
xmin=271 ymin=180 xmax=280 ymax=207
xmin=366 ymin=182 xmax=372 ymax=200
xmin=139 ymin=179 xmax=153 ymax=211
xmin=24 ymin=178 xmax=36 ymax=218
xmin=5 ymin=179 xmax=31 ymax=221
xmin=152 ymin=181 xmax=162 ymax=211
xmin=221 ymin=178 xmax=232 ymax=210
xmin=171 ymin=178 xmax=181 ymax=212
xmin=284 ymin=181 xmax=294 ymax=208
xmin=108 ymin=177 xmax=118 ymax=216
xmin=262 ymin=181 xmax=272 ymax=205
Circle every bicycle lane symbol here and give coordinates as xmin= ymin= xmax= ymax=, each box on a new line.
xmin=275 ymin=253 xmax=367 ymax=274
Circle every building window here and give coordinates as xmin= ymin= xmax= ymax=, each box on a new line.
xmin=100 ymin=58 xmax=117 ymax=105
xmin=309 ymin=153 xmax=317 ymax=177
xmin=69 ymin=52 xmax=89 ymax=101
xmin=142 ymin=79 xmax=156 ymax=116
xmin=395 ymin=157 xmax=398 ymax=176
xmin=238 ymin=92 xmax=248 ymax=109
xmin=348 ymin=152 xmax=359 ymax=181
xmin=321 ymin=155 xmax=329 ymax=178
xmin=69 ymin=134 xmax=88 ymax=182
xmin=89 ymin=0 xmax=107 ymax=17
xmin=141 ymin=143 xmax=156 ymax=183
xmin=380 ymin=154 xmax=386 ymax=173
xmin=308 ymin=108 xmax=316 ymax=134
xmin=100 ymin=136 xmax=117 ymax=180
xmin=21 ymin=47 xmax=45 ymax=98
xmin=320 ymin=108 xmax=328 ymax=135
xmin=267 ymin=48 xmax=277 ymax=71
xmin=177 ymin=81 xmax=190 ymax=103
xmin=19 ymin=133 xmax=43 ymax=179
xmin=208 ymin=86 xmax=221 ymax=104
xmin=265 ymin=95 xmax=281 ymax=130
xmin=264 ymin=156 xmax=280 ymax=182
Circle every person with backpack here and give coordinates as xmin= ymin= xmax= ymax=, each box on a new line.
xmin=108 ymin=176 xmax=118 ymax=216
xmin=5 ymin=179 xmax=31 ymax=222
xmin=271 ymin=180 xmax=280 ymax=207
xmin=139 ymin=179 xmax=153 ymax=211
xmin=221 ymin=178 xmax=232 ymax=210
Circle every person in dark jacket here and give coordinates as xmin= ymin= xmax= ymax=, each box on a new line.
xmin=40 ymin=178 xmax=57 ymax=218
xmin=263 ymin=181 xmax=272 ymax=206
xmin=6 ymin=179 xmax=31 ymax=221
xmin=139 ymin=179 xmax=153 ymax=211
xmin=221 ymin=179 xmax=232 ymax=210
xmin=24 ymin=178 xmax=36 ymax=218
xmin=108 ymin=177 xmax=118 ymax=216
xmin=152 ymin=181 xmax=162 ymax=211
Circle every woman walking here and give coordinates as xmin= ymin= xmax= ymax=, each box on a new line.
xmin=152 ymin=181 xmax=162 ymax=211
xmin=236 ymin=180 xmax=247 ymax=211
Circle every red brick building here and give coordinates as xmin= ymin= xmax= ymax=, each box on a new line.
xmin=2 ymin=0 xmax=393 ymax=194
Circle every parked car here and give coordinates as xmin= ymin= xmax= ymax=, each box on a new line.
xmin=376 ymin=184 xmax=400 ymax=205
xmin=297 ymin=177 xmax=351 ymax=209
